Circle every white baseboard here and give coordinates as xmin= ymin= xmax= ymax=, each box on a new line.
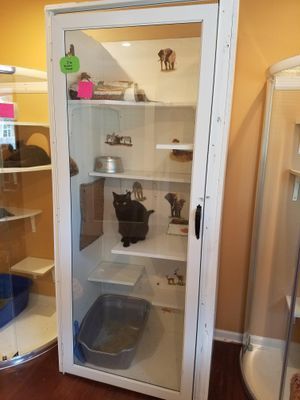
xmin=214 ymin=329 xmax=243 ymax=343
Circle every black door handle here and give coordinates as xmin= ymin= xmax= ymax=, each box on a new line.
xmin=195 ymin=204 xmax=202 ymax=239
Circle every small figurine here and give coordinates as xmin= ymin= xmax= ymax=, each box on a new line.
xmin=132 ymin=181 xmax=146 ymax=201
xmin=166 ymin=275 xmax=176 ymax=285
xmin=170 ymin=139 xmax=193 ymax=162
xmin=164 ymin=192 xmax=185 ymax=218
xmin=174 ymin=269 xmax=185 ymax=286
xmin=105 ymin=133 xmax=133 ymax=146
xmin=158 ymin=48 xmax=176 ymax=71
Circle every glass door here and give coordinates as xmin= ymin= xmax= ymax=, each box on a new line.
xmin=50 ymin=4 xmax=218 ymax=399
xmin=67 ymin=22 xmax=202 ymax=392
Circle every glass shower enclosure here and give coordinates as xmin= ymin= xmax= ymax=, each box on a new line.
xmin=240 ymin=56 xmax=300 ymax=400
xmin=0 ymin=66 xmax=56 ymax=368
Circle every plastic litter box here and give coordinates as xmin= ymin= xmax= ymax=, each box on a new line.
xmin=77 ymin=294 xmax=151 ymax=369
xmin=0 ymin=274 xmax=32 ymax=328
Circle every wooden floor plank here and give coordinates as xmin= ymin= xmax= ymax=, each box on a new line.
xmin=0 ymin=341 xmax=250 ymax=400
xmin=208 ymin=341 xmax=250 ymax=400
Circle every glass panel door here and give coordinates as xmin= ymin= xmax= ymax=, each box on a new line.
xmin=66 ymin=22 xmax=202 ymax=391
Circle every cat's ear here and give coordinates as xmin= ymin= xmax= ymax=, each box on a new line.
xmin=126 ymin=191 xmax=131 ymax=198
xmin=112 ymin=192 xmax=117 ymax=199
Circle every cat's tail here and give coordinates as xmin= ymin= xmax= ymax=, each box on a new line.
xmin=145 ymin=209 xmax=155 ymax=222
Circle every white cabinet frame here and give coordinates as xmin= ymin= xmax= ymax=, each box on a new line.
xmin=46 ymin=1 xmax=239 ymax=399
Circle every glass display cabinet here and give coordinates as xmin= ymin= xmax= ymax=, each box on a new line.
xmin=46 ymin=1 xmax=239 ymax=399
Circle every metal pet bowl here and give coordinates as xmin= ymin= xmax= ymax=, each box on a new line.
xmin=94 ymin=156 xmax=124 ymax=173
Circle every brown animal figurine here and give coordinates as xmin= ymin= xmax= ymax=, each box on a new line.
xmin=158 ymin=48 xmax=176 ymax=71
xmin=164 ymin=192 xmax=185 ymax=218
xmin=170 ymin=138 xmax=193 ymax=162
xmin=174 ymin=269 xmax=185 ymax=286
xmin=166 ymin=275 xmax=176 ymax=285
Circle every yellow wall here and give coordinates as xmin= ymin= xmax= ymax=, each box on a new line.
xmin=2 ymin=0 xmax=300 ymax=332
xmin=217 ymin=0 xmax=300 ymax=332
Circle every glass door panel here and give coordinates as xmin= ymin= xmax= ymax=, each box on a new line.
xmin=66 ymin=22 xmax=203 ymax=391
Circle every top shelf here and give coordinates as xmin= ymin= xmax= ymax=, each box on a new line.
xmin=0 ymin=165 xmax=52 ymax=173
xmin=68 ymin=99 xmax=195 ymax=108
xmin=0 ymin=121 xmax=49 ymax=128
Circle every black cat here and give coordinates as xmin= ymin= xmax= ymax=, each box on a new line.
xmin=3 ymin=142 xmax=51 ymax=168
xmin=113 ymin=191 xmax=154 ymax=247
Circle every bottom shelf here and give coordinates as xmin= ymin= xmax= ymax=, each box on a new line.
xmin=78 ymin=305 xmax=183 ymax=391
xmin=0 ymin=294 xmax=57 ymax=361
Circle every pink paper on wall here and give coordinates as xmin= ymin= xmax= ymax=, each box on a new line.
xmin=77 ymin=81 xmax=93 ymax=99
xmin=0 ymin=103 xmax=15 ymax=119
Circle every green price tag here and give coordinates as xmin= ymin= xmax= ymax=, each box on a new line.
xmin=60 ymin=55 xmax=80 ymax=74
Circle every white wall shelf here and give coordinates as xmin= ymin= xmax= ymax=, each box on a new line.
xmin=69 ymin=99 xmax=195 ymax=108
xmin=286 ymin=295 xmax=300 ymax=318
xmin=0 ymin=121 xmax=49 ymax=128
xmin=0 ymin=81 xmax=48 ymax=94
xmin=0 ymin=165 xmax=52 ymax=174
xmin=89 ymin=169 xmax=191 ymax=184
xmin=10 ymin=257 xmax=54 ymax=278
xmin=290 ymin=169 xmax=300 ymax=176
xmin=88 ymin=262 xmax=144 ymax=286
xmin=156 ymin=143 xmax=193 ymax=151
xmin=289 ymin=169 xmax=300 ymax=201
xmin=111 ymin=229 xmax=187 ymax=262
xmin=0 ymin=207 xmax=41 ymax=232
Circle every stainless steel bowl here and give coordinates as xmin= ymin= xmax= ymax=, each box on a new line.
xmin=94 ymin=156 xmax=124 ymax=173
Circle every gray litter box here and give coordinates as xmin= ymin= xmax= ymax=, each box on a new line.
xmin=77 ymin=294 xmax=151 ymax=369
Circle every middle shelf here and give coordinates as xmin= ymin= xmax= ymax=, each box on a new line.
xmin=111 ymin=229 xmax=187 ymax=261
xmin=0 ymin=207 xmax=42 ymax=222
xmin=89 ymin=169 xmax=191 ymax=183
xmin=88 ymin=262 xmax=144 ymax=286
xmin=10 ymin=257 xmax=54 ymax=278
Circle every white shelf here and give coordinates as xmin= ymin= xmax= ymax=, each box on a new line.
xmin=290 ymin=169 xmax=300 ymax=177
xmin=0 ymin=164 xmax=52 ymax=173
xmin=89 ymin=169 xmax=191 ymax=183
xmin=111 ymin=228 xmax=187 ymax=261
xmin=0 ymin=294 xmax=56 ymax=361
xmin=10 ymin=257 xmax=54 ymax=277
xmin=289 ymin=169 xmax=300 ymax=201
xmin=0 ymin=121 xmax=49 ymax=128
xmin=69 ymin=99 xmax=195 ymax=108
xmin=286 ymin=295 xmax=300 ymax=318
xmin=0 ymin=207 xmax=41 ymax=222
xmin=156 ymin=143 xmax=193 ymax=151
xmin=88 ymin=262 xmax=144 ymax=286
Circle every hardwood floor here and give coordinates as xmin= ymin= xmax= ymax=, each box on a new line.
xmin=0 ymin=341 xmax=250 ymax=400
xmin=208 ymin=341 xmax=250 ymax=400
